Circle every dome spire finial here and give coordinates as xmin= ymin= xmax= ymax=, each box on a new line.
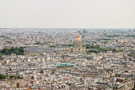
xmin=77 ymin=33 xmax=79 ymax=38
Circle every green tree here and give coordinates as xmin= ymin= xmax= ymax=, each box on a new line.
xmin=18 ymin=76 xmax=23 ymax=79
xmin=88 ymin=50 xmax=98 ymax=54
xmin=14 ymin=50 xmax=19 ymax=55
xmin=0 ymin=47 xmax=24 ymax=55
xmin=9 ymin=76 xmax=15 ymax=79
xmin=0 ymin=74 xmax=6 ymax=79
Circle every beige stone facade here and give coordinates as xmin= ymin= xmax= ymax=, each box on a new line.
xmin=24 ymin=52 xmax=41 ymax=56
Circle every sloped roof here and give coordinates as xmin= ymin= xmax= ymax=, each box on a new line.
xmin=56 ymin=63 xmax=75 ymax=66
xmin=25 ymin=47 xmax=54 ymax=53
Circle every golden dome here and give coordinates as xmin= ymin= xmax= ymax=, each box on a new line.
xmin=75 ymin=38 xmax=81 ymax=42
xmin=75 ymin=33 xmax=81 ymax=42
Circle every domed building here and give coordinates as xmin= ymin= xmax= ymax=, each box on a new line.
xmin=72 ymin=34 xmax=85 ymax=53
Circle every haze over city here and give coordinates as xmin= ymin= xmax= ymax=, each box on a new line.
xmin=0 ymin=0 xmax=135 ymax=28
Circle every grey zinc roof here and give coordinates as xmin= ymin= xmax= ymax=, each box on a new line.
xmin=26 ymin=47 xmax=54 ymax=53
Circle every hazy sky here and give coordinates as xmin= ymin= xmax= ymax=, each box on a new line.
xmin=0 ymin=0 xmax=135 ymax=28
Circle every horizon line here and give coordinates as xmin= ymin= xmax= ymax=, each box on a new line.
xmin=0 ymin=27 xmax=135 ymax=29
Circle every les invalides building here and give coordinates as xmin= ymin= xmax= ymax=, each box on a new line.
xmin=72 ymin=34 xmax=86 ymax=53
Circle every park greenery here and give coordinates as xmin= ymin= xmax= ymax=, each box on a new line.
xmin=105 ymin=35 xmax=120 ymax=37
xmin=0 ymin=47 xmax=24 ymax=55
xmin=0 ymin=74 xmax=6 ymax=79
xmin=85 ymin=45 xmax=123 ymax=54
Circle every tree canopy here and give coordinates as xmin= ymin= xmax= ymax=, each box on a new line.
xmin=85 ymin=45 xmax=123 ymax=53
xmin=0 ymin=47 xmax=24 ymax=55
xmin=0 ymin=74 xmax=6 ymax=79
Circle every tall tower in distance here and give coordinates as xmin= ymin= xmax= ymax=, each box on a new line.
xmin=73 ymin=33 xmax=85 ymax=53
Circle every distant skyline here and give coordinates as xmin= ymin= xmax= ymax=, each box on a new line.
xmin=0 ymin=0 xmax=135 ymax=28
